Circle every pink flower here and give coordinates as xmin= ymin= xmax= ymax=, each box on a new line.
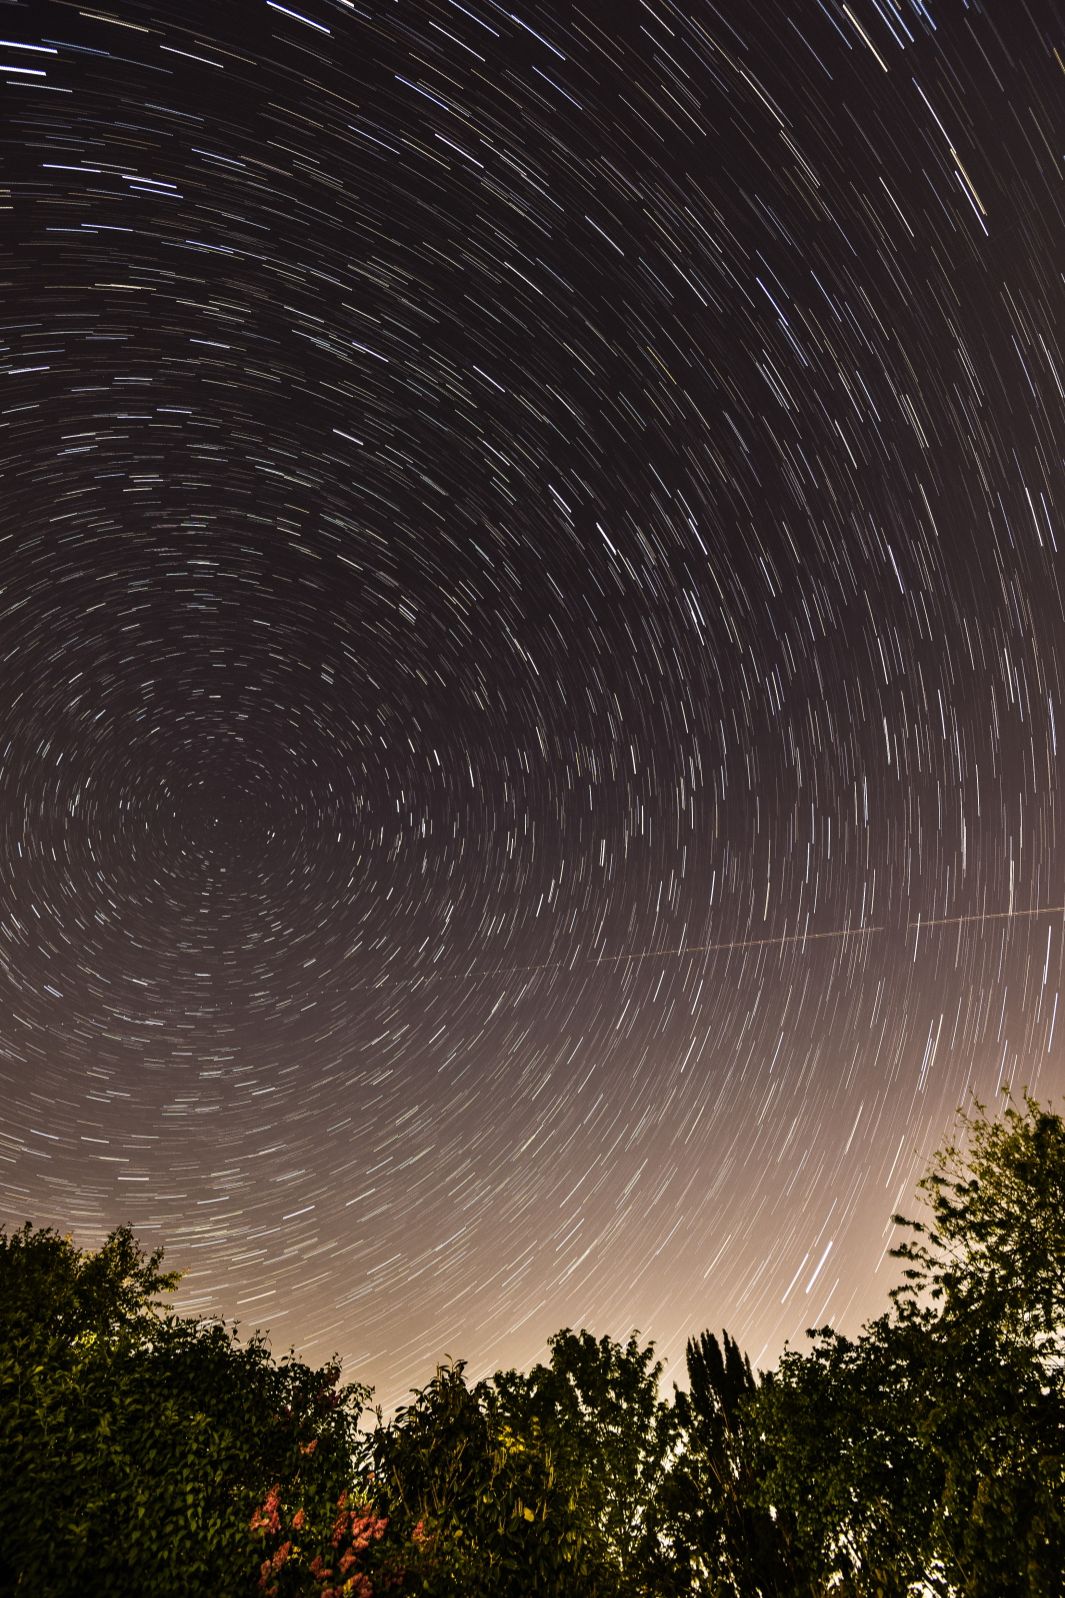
xmin=250 ymin=1486 xmax=282 ymax=1535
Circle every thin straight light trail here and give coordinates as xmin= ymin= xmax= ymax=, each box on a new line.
xmin=593 ymin=924 xmax=882 ymax=963
xmin=484 ymin=923 xmax=881 ymax=975
xmin=908 ymin=904 xmax=1065 ymax=930
xmin=487 ymin=903 xmax=1065 ymax=977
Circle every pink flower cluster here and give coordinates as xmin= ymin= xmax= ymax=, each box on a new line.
xmin=249 ymin=1483 xmax=388 ymax=1598
xmin=249 ymin=1486 xmax=282 ymax=1536
xmin=259 ymin=1540 xmax=292 ymax=1592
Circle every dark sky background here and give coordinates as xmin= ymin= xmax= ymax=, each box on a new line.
xmin=2 ymin=0 xmax=1065 ymax=1407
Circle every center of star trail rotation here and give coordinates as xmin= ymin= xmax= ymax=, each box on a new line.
xmin=1 ymin=0 xmax=1064 ymax=1405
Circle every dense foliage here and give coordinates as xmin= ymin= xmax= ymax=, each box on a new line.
xmin=2 ymin=1093 xmax=1062 ymax=1595
xmin=0 ymin=1223 xmax=369 ymax=1596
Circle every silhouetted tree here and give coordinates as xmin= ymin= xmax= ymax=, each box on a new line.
xmin=891 ymin=1093 xmax=1065 ymax=1360
xmin=646 ymin=1330 xmax=793 ymax=1596
xmin=888 ymin=1093 xmax=1065 ymax=1593
xmin=747 ymin=1095 xmax=1065 ymax=1597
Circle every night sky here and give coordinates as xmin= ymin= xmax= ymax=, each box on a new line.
xmin=3 ymin=0 xmax=1065 ymax=1407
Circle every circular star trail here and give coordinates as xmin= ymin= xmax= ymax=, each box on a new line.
xmin=2 ymin=0 xmax=1065 ymax=1400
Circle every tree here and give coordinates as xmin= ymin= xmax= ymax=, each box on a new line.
xmin=650 ymin=1331 xmax=794 ymax=1596
xmin=367 ymin=1355 xmax=589 ymax=1596
xmin=891 ymin=1092 xmax=1065 ymax=1361
xmin=887 ymin=1092 xmax=1065 ymax=1595
xmin=748 ymin=1316 xmax=942 ymax=1597
xmin=746 ymin=1095 xmax=1065 ymax=1597
xmin=367 ymin=1358 xmax=501 ymax=1594
xmin=0 ymin=1219 xmax=180 ymax=1343
xmin=369 ymin=1330 xmax=674 ymax=1596
xmin=495 ymin=1327 xmax=676 ymax=1593
xmin=0 ymin=1223 xmax=370 ymax=1596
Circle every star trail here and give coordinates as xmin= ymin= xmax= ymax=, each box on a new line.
xmin=2 ymin=0 xmax=1065 ymax=1406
